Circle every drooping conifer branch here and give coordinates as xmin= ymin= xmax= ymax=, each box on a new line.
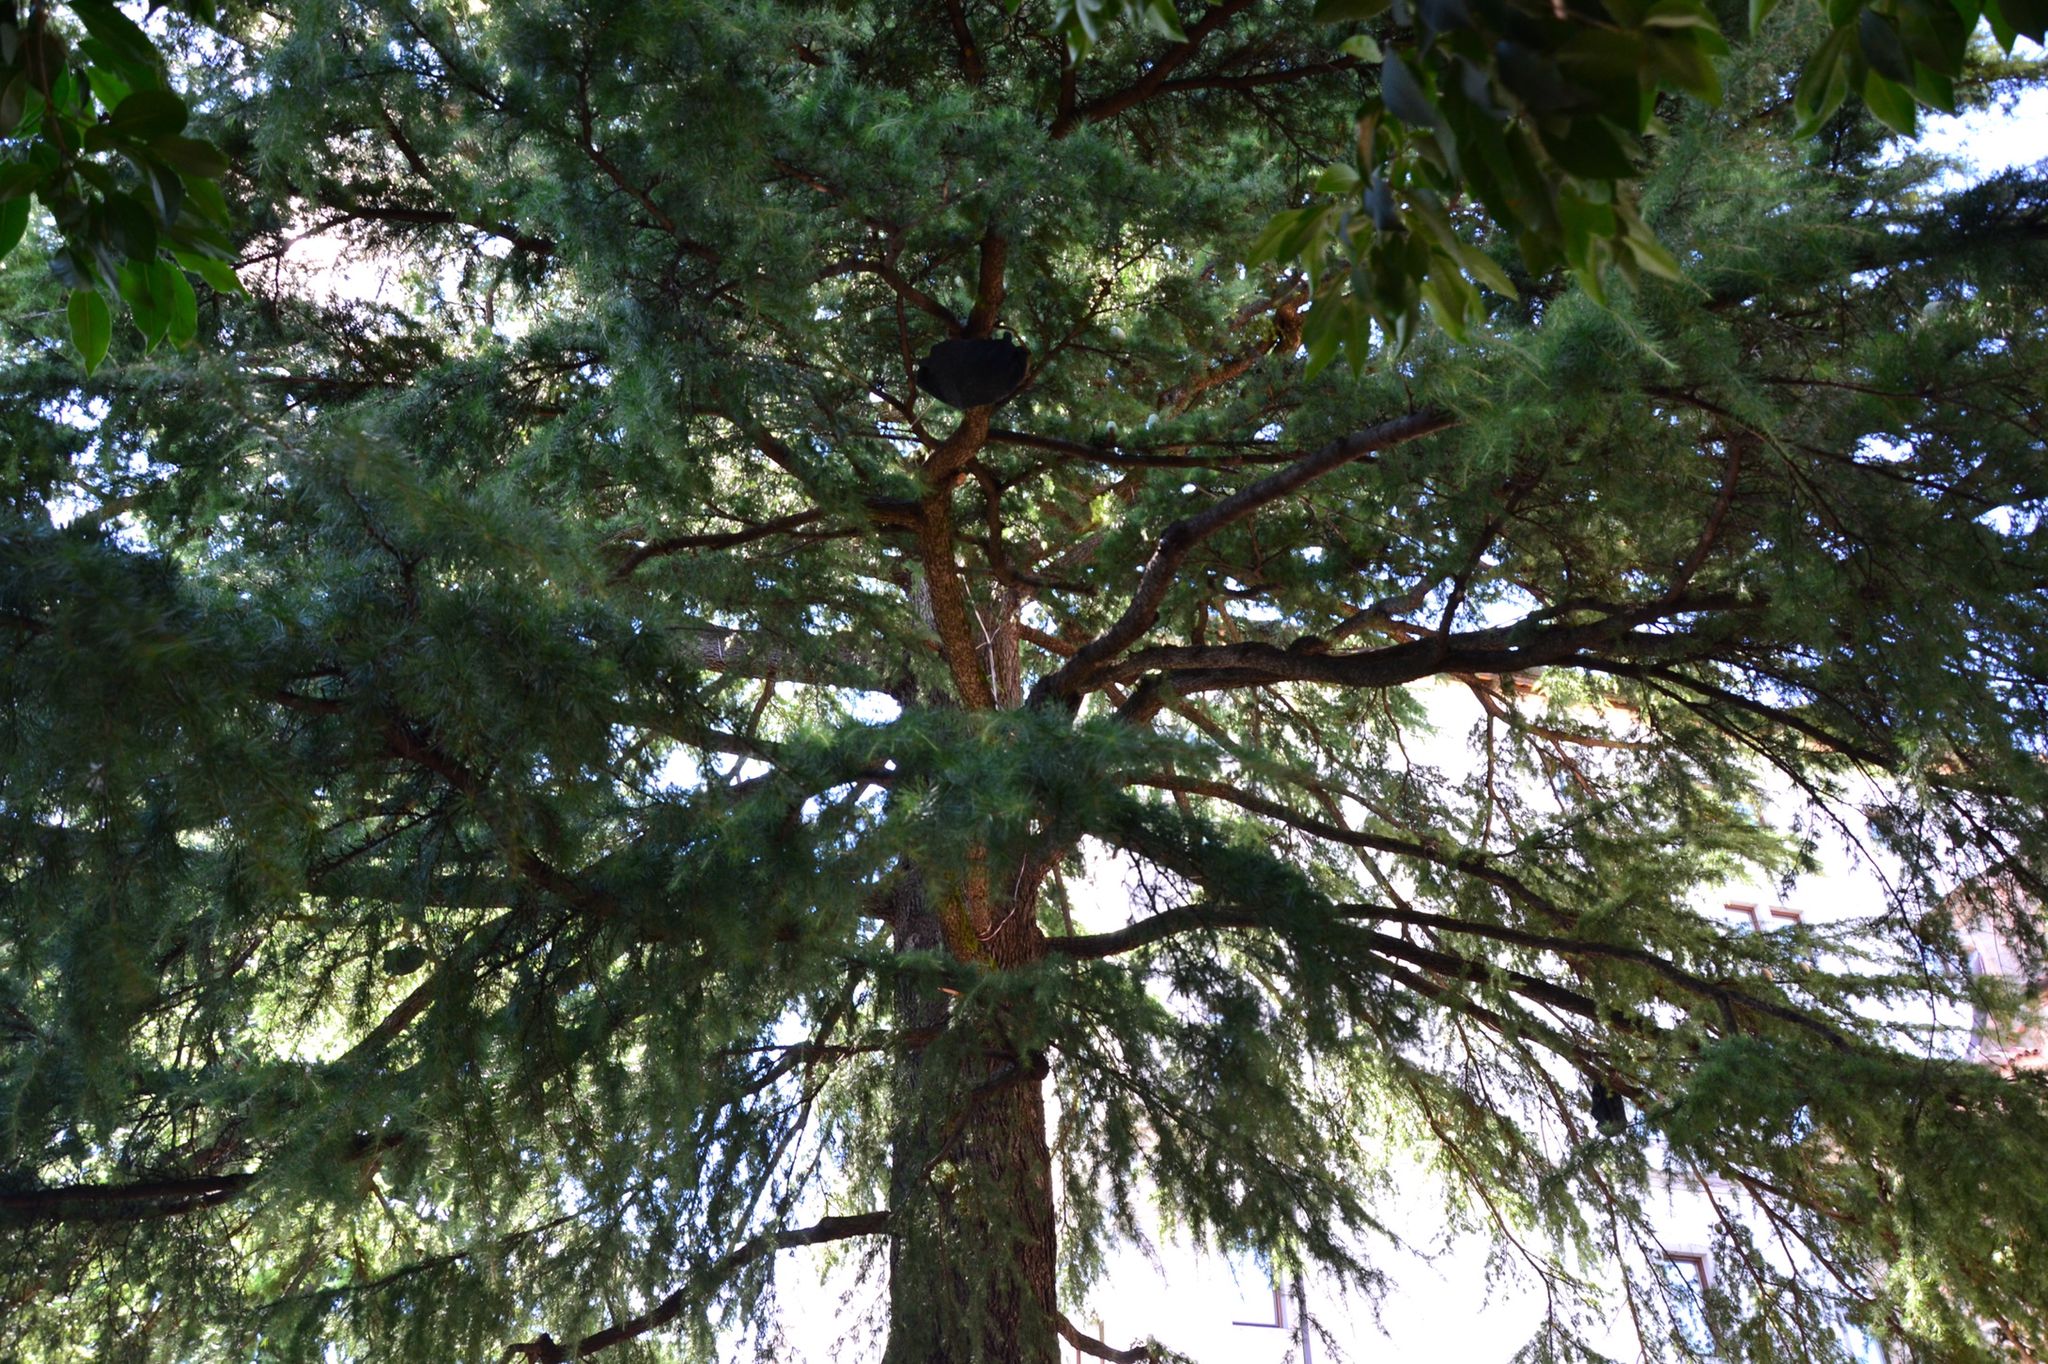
xmin=500 ymin=1212 xmax=892 ymax=1362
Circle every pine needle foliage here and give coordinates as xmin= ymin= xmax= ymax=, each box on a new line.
xmin=2 ymin=4 xmax=2046 ymax=1363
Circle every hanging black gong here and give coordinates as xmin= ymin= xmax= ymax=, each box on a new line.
xmin=916 ymin=334 xmax=1029 ymax=410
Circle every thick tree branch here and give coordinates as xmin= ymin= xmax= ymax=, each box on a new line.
xmin=1050 ymin=0 xmax=1260 ymax=137
xmin=1149 ymin=56 xmax=1361 ymax=96
xmin=985 ymin=426 xmax=1298 ymax=469
xmin=309 ymin=200 xmax=556 ymax=257
xmin=0 ymin=1172 xmax=255 ymax=1224
xmin=821 ymin=255 xmax=964 ymax=333
xmin=607 ymin=509 xmax=840 ymax=581
xmin=1100 ymin=591 xmax=1757 ymax=701
xmin=502 ymin=1212 xmax=892 ymax=1361
xmin=1029 ymin=408 xmax=1455 ymax=706
xmin=1059 ymin=1314 xmax=1159 ymax=1363
xmin=942 ymin=0 xmax=987 ymax=83
xmin=916 ymin=302 xmax=1005 ymax=703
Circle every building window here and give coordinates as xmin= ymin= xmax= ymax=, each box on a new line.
xmin=1660 ymin=1252 xmax=1714 ymax=1355
xmin=1770 ymin=907 xmax=1802 ymax=926
xmin=1728 ymin=902 xmax=1762 ymax=931
xmin=1231 ymin=1279 xmax=1289 ymax=1329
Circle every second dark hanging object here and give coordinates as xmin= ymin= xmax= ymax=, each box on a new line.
xmin=917 ymin=333 xmax=1029 ymax=411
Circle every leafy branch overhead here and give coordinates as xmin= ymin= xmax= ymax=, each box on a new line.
xmin=1061 ymin=0 xmax=2048 ymax=365
xmin=3 ymin=3 xmax=2048 ymax=1364
xmin=13 ymin=0 xmax=2042 ymax=373
xmin=0 ymin=0 xmax=238 ymax=373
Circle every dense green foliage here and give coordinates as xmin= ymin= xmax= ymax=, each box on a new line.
xmin=2 ymin=3 xmax=2047 ymax=1363
xmin=0 ymin=2 xmax=238 ymax=371
xmin=1079 ymin=0 xmax=2048 ymax=357
xmin=7 ymin=0 xmax=2047 ymax=373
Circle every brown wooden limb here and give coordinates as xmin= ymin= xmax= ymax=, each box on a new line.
xmin=985 ymin=427 xmax=1299 ymax=469
xmin=1018 ymin=623 xmax=1077 ymax=656
xmin=942 ymin=0 xmax=986 ymax=83
xmin=1123 ymin=772 xmax=1561 ymax=917
xmin=335 ymin=908 xmax=523 ymax=1065
xmin=1159 ymin=281 xmax=1304 ymax=418
xmin=1047 ymin=783 xmax=1857 ymax=1048
xmin=820 ymin=255 xmax=964 ymax=333
xmin=1098 ymin=590 xmax=1754 ymax=698
xmin=1029 ymin=408 xmax=1455 ymax=707
xmin=571 ymin=64 xmax=719 ymax=264
xmin=607 ymin=509 xmax=838 ymax=581
xmin=501 ymin=1212 xmax=892 ymax=1362
xmin=1058 ymin=1314 xmax=1158 ymax=1363
xmin=310 ymin=199 xmax=556 ymax=257
xmin=0 ymin=1173 xmax=255 ymax=1224
xmin=1579 ymin=659 xmax=1898 ymax=769
xmin=1042 ymin=900 xmax=1604 ymax=1022
xmin=1148 ymin=56 xmax=1362 ymax=96
xmin=1050 ymin=0 xmax=1260 ymax=137
xmin=965 ymin=231 xmax=1009 ymax=337
xmin=1662 ymin=437 xmax=1744 ymax=605
xmin=918 ymin=410 xmax=1000 ymax=708
xmin=1355 ymin=903 xmax=1847 ymax=1045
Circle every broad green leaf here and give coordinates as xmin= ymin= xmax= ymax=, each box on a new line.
xmin=117 ymin=257 xmax=169 ymax=348
xmin=0 ymin=195 xmax=28 ymax=258
xmin=1623 ymin=228 xmax=1685 ymax=281
xmin=1299 ymin=297 xmax=1345 ymax=377
xmin=82 ymin=63 xmax=136 ymax=117
xmin=1141 ymin=0 xmax=1186 ymax=39
xmin=0 ymin=163 xmax=40 ymax=201
xmin=107 ymin=89 xmax=187 ymax=139
xmin=0 ymin=71 xmax=26 ymax=136
xmin=1340 ymin=33 xmax=1383 ymax=62
xmin=1419 ymin=267 xmax=1476 ymax=341
xmin=1793 ymin=27 xmax=1855 ymax=135
xmin=1911 ymin=65 xmax=1956 ymax=113
xmin=1987 ymin=0 xmax=2048 ymax=42
xmin=1314 ymin=162 xmax=1364 ymax=194
xmin=149 ymin=136 xmax=230 ymax=178
xmin=68 ymin=287 xmax=111 ymax=373
xmin=1862 ymin=71 xmax=1918 ymax=135
xmin=1313 ymin=0 xmax=1394 ymax=19
xmin=173 ymin=249 xmax=243 ymax=295
xmin=104 ymin=191 xmax=158 ymax=259
xmin=160 ymin=260 xmax=198 ymax=346
xmin=182 ymin=175 xmax=231 ymax=226
xmin=1539 ymin=118 xmax=1638 ymax=179
xmin=1248 ymin=206 xmax=1331 ymax=265
xmin=137 ymin=157 xmax=184 ymax=225
xmin=71 ymin=1 xmax=163 ymax=71
xmin=1643 ymin=0 xmax=1719 ymax=30
xmin=1857 ymin=11 xmax=1914 ymax=84
xmin=1381 ymin=53 xmax=1440 ymax=128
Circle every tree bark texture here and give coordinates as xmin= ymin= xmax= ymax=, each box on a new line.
xmin=883 ymin=863 xmax=1059 ymax=1364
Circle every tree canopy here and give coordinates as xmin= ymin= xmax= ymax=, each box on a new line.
xmin=2 ymin=4 xmax=2047 ymax=1363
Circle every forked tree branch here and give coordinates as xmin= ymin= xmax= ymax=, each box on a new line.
xmin=503 ymin=1211 xmax=892 ymax=1362
xmin=1030 ymin=409 xmax=1455 ymax=707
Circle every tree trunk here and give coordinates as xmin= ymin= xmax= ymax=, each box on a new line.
xmin=882 ymin=865 xmax=1059 ymax=1364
